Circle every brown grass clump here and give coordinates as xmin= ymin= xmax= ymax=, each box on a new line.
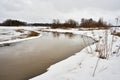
xmin=113 ymin=32 xmax=120 ymax=37
xmin=15 ymin=29 xmax=25 ymax=33
xmin=27 ymin=31 xmax=39 ymax=37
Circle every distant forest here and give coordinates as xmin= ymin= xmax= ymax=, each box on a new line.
xmin=0 ymin=18 xmax=115 ymax=28
xmin=0 ymin=19 xmax=27 ymax=26
xmin=0 ymin=19 xmax=51 ymax=26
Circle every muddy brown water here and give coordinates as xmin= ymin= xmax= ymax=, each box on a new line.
xmin=0 ymin=32 xmax=94 ymax=80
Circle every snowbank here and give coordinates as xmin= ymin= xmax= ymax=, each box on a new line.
xmin=30 ymin=27 xmax=120 ymax=80
xmin=0 ymin=27 xmax=42 ymax=45
xmin=0 ymin=26 xmax=120 ymax=80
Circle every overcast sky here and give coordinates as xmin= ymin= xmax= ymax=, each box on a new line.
xmin=0 ymin=0 xmax=120 ymax=24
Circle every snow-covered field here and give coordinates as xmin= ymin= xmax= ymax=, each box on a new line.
xmin=0 ymin=26 xmax=120 ymax=80
xmin=0 ymin=26 xmax=44 ymax=45
xmin=30 ymin=27 xmax=120 ymax=80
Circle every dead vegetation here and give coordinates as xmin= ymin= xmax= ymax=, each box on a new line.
xmin=27 ymin=31 xmax=39 ymax=37
xmin=112 ymin=32 xmax=120 ymax=37
xmin=16 ymin=30 xmax=39 ymax=39
xmin=91 ymin=30 xmax=118 ymax=77
xmin=15 ymin=29 xmax=25 ymax=33
xmin=51 ymin=18 xmax=111 ymax=29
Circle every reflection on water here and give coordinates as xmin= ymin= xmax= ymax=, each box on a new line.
xmin=63 ymin=32 xmax=75 ymax=38
xmin=0 ymin=32 xmax=94 ymax=80
xmin=51 ymin=32 xmax=60 ymax=38
xmin=51 ymin=32 xmax=75 ymax=39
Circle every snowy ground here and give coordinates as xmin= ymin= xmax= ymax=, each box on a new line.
xmin=0 ymin=26 xmax=120 ymax=80
xmin=0 ymin=26 xmax=44 ymax=45
xmin=30 ymin=27 xmax=120 ymax=80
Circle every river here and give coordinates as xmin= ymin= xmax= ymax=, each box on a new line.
xmin=0 ymin=32 xmax=94 ymax=80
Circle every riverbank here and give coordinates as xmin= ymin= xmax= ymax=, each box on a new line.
xmin=30 ymin=27 xmax=120 ymax=80
xmin=0 ymin=26 xmax=120 ymax=80
xmin=0 ymin=26 xmax=43 ymax=46
xmin=0 ymin=27 xmax=95 ymax=80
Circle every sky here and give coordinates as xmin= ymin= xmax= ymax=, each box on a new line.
xmin=0 ymin=0 xmax=120 ymax=25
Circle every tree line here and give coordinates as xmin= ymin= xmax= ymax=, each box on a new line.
xmin=51 ymin=18 xmax=111 ymax=29
xmin=0 ymin=19 xmax=51 ymax=26
xmin=0 ymin=19 xmax=27 ymax=26
xmin=0 ymin=18 xmax=111 ymax=28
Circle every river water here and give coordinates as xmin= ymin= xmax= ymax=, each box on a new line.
xmin=0 ymin=32 xmax=94 ymax=80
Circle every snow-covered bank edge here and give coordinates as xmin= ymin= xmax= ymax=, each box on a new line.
xmin=30 ymin=28 xmax=120 ymax=80
xmin=0 ymin=26 xmax=44 ymax=46
xmin=0 ymin=34 xmax=42 ymax=45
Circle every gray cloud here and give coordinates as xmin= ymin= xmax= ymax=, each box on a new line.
xmin=0 ymin=0 xmax=120 ymax=24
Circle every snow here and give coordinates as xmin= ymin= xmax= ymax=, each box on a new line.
xmin=0 ymin=35 xmax=42 ymax=45
xmin=30 ymin=27 xmax=120 ymax=80
xmin=0 ymin=26 xmax=120 ymax=80
xmin=0 ymin=26 xmax=42 ymax=45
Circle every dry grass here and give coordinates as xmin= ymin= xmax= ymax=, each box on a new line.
xmin=27 ymin=31 xmax=39 ymax=37
xmin=18 ymin=31 xmax=39 ymax=39
xmin=80 ymin=29 xmax=120 ymax=77
xmin=15 ymin=29 xmax=25 ymax=33
xmin=111 ymin=28 xmax=120 ymax=37
xmin=94 ymin=30 xmax=111 ymax=59
xmin=113 ymin=32 xmax=120 ymax=37
xmin=79 ymin=27 xmax=110 ymax=31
